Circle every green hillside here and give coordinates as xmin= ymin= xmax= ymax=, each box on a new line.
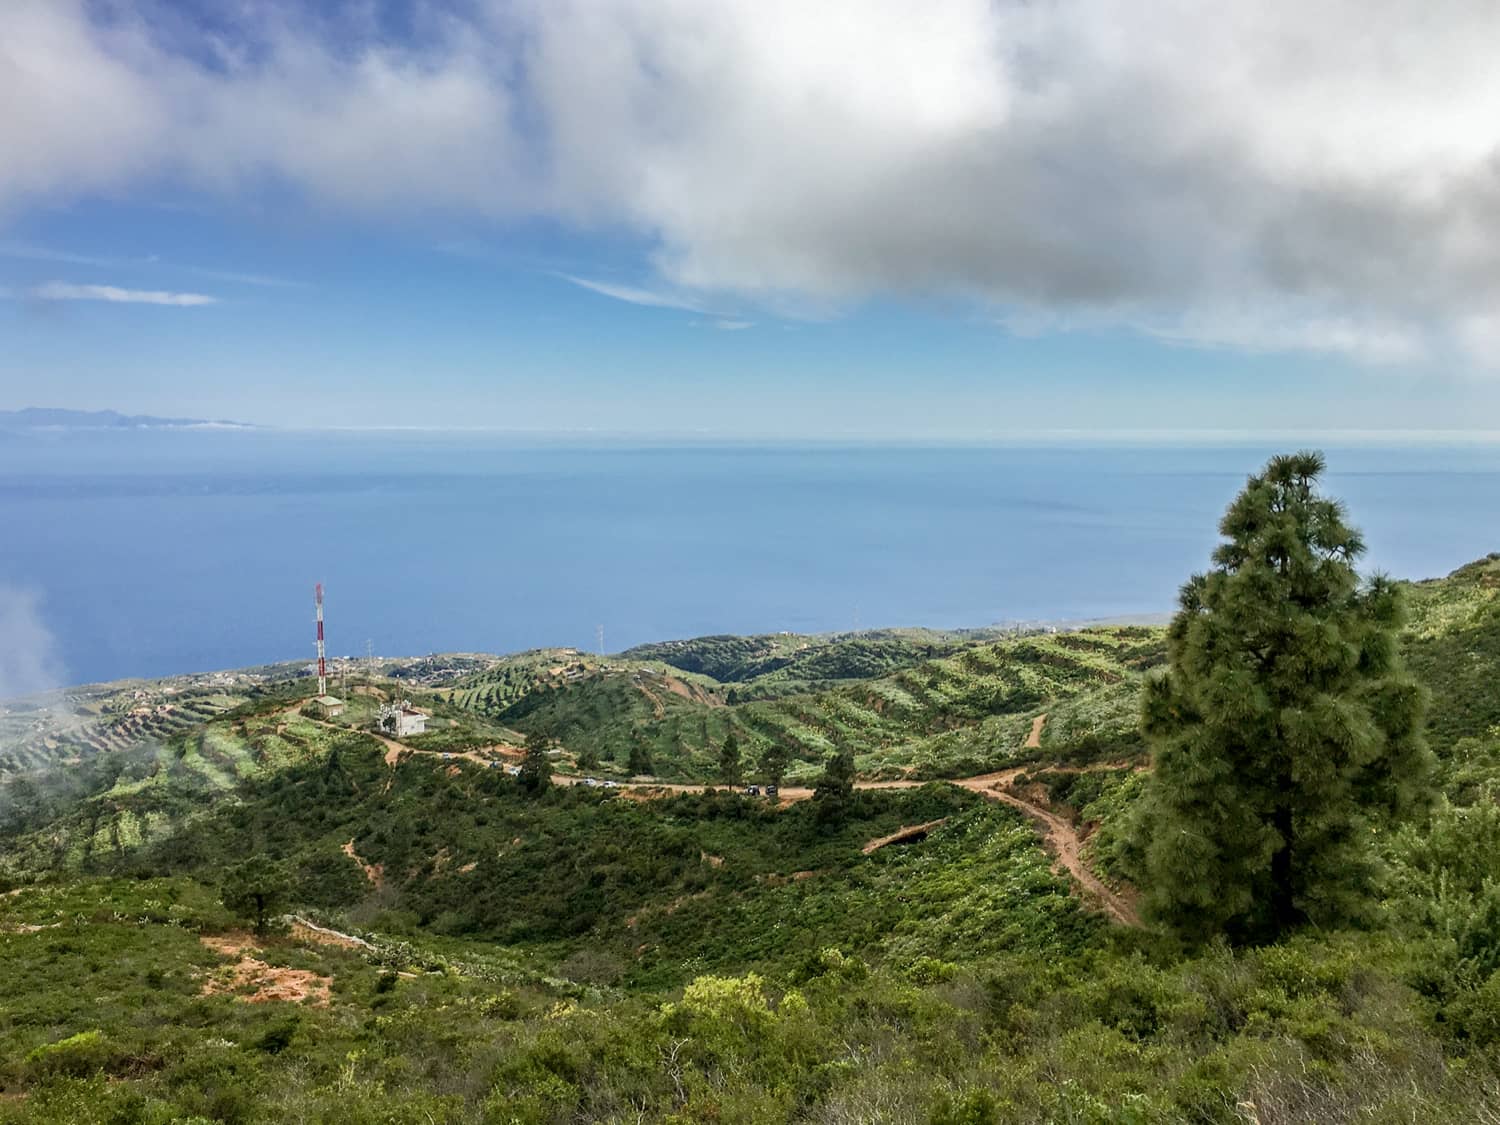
xmin=1 ymin=555 xmax=1499 ymax=1122
xmin=442 ymin=626 xmax=1163 ymax=783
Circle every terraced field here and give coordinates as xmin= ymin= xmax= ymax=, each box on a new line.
xmin=0 ymin=686 xmax=253 ymax=774
xmin=447 ymin=626 xmax=1166 ymax=781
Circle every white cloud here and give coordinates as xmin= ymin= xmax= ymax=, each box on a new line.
xmin=562 ymin=275 xmax=711 ymax=313
xmin=0 ymin=585 xmax=65 ymax=701
xmin=26 ymin=281 xmax=217 ymax=306
xmin=0 ymin=243 xmax=300 ymax=287
xmin=4 ymin=0 xmax=1500 ymax=364
xmin=714 ymin=320 xmax=754 ymax=331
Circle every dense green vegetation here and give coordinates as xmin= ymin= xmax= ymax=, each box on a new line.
xmin=2 ymin=522 xmax=1499 ymax=1120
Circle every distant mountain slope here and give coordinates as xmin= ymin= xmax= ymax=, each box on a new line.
xmin=0 ymin=407 xmax=254 ymax=430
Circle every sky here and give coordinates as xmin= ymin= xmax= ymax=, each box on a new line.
xmin=2 ymin=0 xmax=1500 ymax=437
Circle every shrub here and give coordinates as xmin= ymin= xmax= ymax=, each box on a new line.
xmin=26 ymin=1030 xmax=113 ymax=1079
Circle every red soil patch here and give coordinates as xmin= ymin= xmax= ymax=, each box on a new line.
xmin=199 ymin=933 xmax=332 ymax=1006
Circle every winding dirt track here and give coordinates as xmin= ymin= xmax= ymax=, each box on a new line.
xmin=955 ymin=770 xmax=1139 ymax=926
xmin=303 ymin=712 xmax=1139 ymax=926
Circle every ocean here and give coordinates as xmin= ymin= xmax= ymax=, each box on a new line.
xmin=3 ymin=430 xmax=1498 ymax=689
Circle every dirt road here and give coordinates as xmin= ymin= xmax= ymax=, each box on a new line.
xmin=1025 ymin=713 xmax=1047 ymax=749
xmin=307 ymin=712 xmax=1139 ymax=925
xmin=566 ymin=767 xmax=1138 ymax=925
xmin=954 ymin=770 xmax=1139 ymax=926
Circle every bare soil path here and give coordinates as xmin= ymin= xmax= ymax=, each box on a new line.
xmin=342 ymin=839 xmax=384 ymax=889
xmin=955 ymin=769 xmax=1139 ymax=926
xmin=1025 ymin=713 xmax=1047 ymax=749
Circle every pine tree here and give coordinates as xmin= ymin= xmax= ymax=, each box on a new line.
xmin=519 ymin=730 xmax=553 ymax=795
xmin=1126 ymin=451 xmax=1433 ymax=943
xmin=627 ymin=736 xmax=654 ymax=778
xmin=221 ymin=856 xmax=292 ymax=936
xmin=760 ymin=742 xmax=790 ymax=790
xmin=718 ymin=731 xmax=743 ymax=785
xmin=813 ymin=748 xmax=856 ymax=821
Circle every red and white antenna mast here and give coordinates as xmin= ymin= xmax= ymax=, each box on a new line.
xmin=315 ymin=583 xmax=327 ymax=697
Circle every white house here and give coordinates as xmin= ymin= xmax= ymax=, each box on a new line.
xmin=392 ymin=707 xmax=427 ymax=737
xmin=377 ymin=700 xmax=427 ymax=738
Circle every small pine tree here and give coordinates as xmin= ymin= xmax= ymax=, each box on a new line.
xmin=519 ymin=730 xmax=553 ymax=795
xmin=813 ymin=748 xmax=856 ymax=821
xmin=221 ymin=856 xmax=292 ymax=936
xmin=627 ymin=737 xmax=654 ymax=778
xmin=1125 ymin=451 xmax=1434 ymax=943
xmin=760 ymin=742 xmax=790 ymax=789
xmin=718 ymin=731 xmax=743 ymax=786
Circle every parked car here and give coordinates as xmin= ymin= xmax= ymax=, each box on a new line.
xmin=766 ymin=784 xmax=779 ymax=797
xmin=745 ymin=784 xmax=761 ymax=796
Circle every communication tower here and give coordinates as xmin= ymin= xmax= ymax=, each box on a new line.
xmin=315 ymin=583 xmax=328 ymax=697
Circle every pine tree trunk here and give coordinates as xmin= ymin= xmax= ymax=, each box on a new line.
xmin=1270 ymin=798 xmax=1296 ymax=935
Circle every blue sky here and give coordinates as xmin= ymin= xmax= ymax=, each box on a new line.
xmin=3 ymin=0 xmax=1499 ymax=436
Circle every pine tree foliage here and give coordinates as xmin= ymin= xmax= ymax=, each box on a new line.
xmin=760 ymin=743 xmax=790 ymax=788
xmin=718 ymin=732 xmax=743 ymax=785
xmin=1126 ymin=451 xmax=1434 ymax=943
xmin=814 ymin=748 xmax=857 ymax=821
xmin=519 ymin=730 xmax=553 ymax=795
xmin=221 ymin=856 xmax=291 ymax=936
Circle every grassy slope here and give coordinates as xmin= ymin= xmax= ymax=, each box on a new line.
xmin=1403 ymin=553 xmax=1500 ymax=749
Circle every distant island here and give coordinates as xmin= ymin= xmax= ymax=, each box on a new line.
xmin=0 ymin=407 xmax=254 ymax=431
